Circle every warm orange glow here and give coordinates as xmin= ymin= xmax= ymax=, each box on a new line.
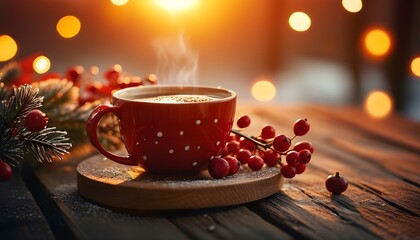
xmin=111 ymin=0 xmax=129 ymax=6
xmin=289 ymin=12 xmax=311 ymax=32
xmin=410 ymin=57 xmax=420 ymax=77
xmin=364 ymin=91 xmax=393 ymax=118
xmin=56 ymin=15 xmax=81 ymax=38
xmin=157 ymin=0 xmax=197 ymax=12
xmin=33 ymin=56 xmax=51 ymax=74
xmin=364 ymin=29 xmax=391 ymax=57
xmin=251 ymin=80 xmax=276 ymax=102
xmin=342 ymin=0 xmax=363 ymax=13
xmin=0 ymin=35 xmax=18 ymax=62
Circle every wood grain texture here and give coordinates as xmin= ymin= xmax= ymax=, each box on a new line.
xmin=77 ymin=155 xmax=284 ymax=210
xmin=0 ymin=170 xmax=54 ymax=240
xmin=12 ymin=105 xmax=419 ymax=240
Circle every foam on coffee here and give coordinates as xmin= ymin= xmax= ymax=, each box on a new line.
xmin=137 ymin=94 xmax=220 ymax=103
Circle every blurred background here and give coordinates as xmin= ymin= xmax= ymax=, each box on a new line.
xmin=1 ymin=0 xmax=419 ymax=121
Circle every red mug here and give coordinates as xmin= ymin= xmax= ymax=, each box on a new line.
xmin=86 ymin=85 xmax=237 ymax=175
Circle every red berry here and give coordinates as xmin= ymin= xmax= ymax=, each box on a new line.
xmin=299 ymin=149 xmax=311 ymax=164
xmin=262 ymin=150 xmax=278 ymax=167
xmin=224 ymin=156 xmax=240 ymax=176
xmin=237 ymin=115 xmax=251 ymax=128
xmin=325 ymin=172 xmax=348 ymax=194
xmin=295 ymin=163 xmax=306 ymax=174
xmin=226 ymin=140 xmax=240 ymax=154
xmin=281 ymin=165 xmax=296 ymax=178
xmin=0 ymin=161 xmax=12 ymax=182
xmin=24 ymin=109 xmax=48 ymax=132
xmin=272 ymin=134 xmax=291 ymax=152
xmin=293 ymin=141 xmax=314 ymax=154
xmin=286 ymin=150 xmax=299 ymax=166
xmin=236 ymin=149 xmax=252 ymax=164
xmin=293 ymin=118 xmax=310 ymax=136
xmin=261 ymin=125 xmax=276 ymax=139
xmin=208 ymin=157 xmax=230 ymax=179
xmin=104 ymin=66 xmax=121 ymax=86
xmin=66 ymin=65 xmax=84 ymax=84
xmin=248 ymin=155 xmax=264 ymax=171
xmin=239 ymin=137 xmax=256 ymax=152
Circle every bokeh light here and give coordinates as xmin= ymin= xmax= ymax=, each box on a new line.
xmin=33 ymin=55 xmax=51 ymax=74
xmin=56 ymin=15 xmax=81 ymax=38
xmin=289 ymin=12 xmax=311 ymax=32
xmin=157 ymin=0 xmax=197 ymax=12
xmin=110 ymin=0 xmax=129 ymax=6
xmin=342 ymin=0 xmax=363 ymax=13
xmin=0 ymin=35 xmax=18 ymax=62
xmin=251 ymin=80 xmax=276 ymax=102
xmin=364 ymin=29 xmax=391 ymax=57
xmin=410 ymin=57 xmax=420 ymax=77
xmin=364 ymin=91 xmax=393 ymax=118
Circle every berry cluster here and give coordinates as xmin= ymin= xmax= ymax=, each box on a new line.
xmin=207 ymin=116 xmax=313 ymax=179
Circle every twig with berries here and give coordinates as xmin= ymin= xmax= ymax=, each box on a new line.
xmin=207 ymin=116 xmax=314 ymax=180
xmin=0 ymin=84 xmax=72 ymax=181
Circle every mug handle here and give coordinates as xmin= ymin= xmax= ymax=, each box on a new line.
xmin=86 ymin=105 xmax=137 ymax=166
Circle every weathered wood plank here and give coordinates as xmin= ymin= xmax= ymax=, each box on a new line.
xmin=235 ymin=105 xmax=420 ymax=239
xmin=167 ymin=207 xmax=292 ymax=240
xmin=22 ymin=147 xmax=190 ymax=240
xmin=0 ymin=169 xmax=54 ymax=240
xmin=24 ymin=145 xmax=294 ymax=240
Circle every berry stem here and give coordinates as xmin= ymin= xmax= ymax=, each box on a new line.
xmin=231 ymin=129 xmax=285 ymax=155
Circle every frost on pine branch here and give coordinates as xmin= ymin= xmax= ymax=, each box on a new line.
xmin=0 ymin=84 xmax=72 ymax=166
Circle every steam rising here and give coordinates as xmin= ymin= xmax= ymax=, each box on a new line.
xmin=154 ymin=34 xmax=199 ymax=85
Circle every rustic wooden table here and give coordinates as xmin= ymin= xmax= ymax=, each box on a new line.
xmin=1 ymin=105 xmax=419 ymax=240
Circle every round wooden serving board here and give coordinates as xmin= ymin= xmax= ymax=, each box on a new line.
xmin=77 ymin=154 xmax=284 ymax=210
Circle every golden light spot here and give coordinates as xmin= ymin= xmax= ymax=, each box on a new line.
xmin=110 ymin=0 xmax=129 ymax=6
xmin=33 ymin=55 xmax=51 ymax=74
xmin=56 ymin=15 xmax=81 ymax=38
xmin=364 ymin=29 xmax=391 ymax=57
xmin=0 ymin=35 xmax=18 ymax=62
xmin=289 ymin=12 xmax=311 ymax=32
xmin=251 ymin=80 xmax=276 ymax=102
xmin=157 ymin=0 xmax=197 ymax=12
xmin=342 ymin=0 xmax=363 ymax=13
xmin=410 ymin=57 xmax=420 ymax=77
xmin=364 ymin=91 xmax=393 ymax=118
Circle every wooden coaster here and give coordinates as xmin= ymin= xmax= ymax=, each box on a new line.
xmin=77 ymin=154 xmax=284 ymax=210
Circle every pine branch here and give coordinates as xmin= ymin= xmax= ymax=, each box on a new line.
xmin=20 ymin=127 xmax=72 ymax=163
xmin=0 ymin=84 xmax=43 ymax=128
xmin=33 ymin=78 xmax=79 ymax=112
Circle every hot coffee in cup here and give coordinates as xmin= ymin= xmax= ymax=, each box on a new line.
xmin=86 ymin=85 xmax=237 ymax=175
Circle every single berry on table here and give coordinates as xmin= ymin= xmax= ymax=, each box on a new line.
xmin=295 ymin=163 xmax=306 ymax=174
xmin=236 ymin=149 xmax=252 ymax=164
xmin=261 ymin=125 xmax=276 ymax=139
xmin=298 ymin=149 xmax=312 ymax=164
xmin=237 ymin=115 xmax=251 ymax=128
xmin=325 ymin=172 xmax=348 ymax=194
xmin=0 ymin=161 xmax=13 ymax=182
xmin=286 ymin=150 xmax=299 ymax=166
xmin=272 ymin=134 xmax=291 ymax=152
xmin=293 ymin=140 xmax=314 ymax=154
xmin=281 ymin=164 xmax=296 ymax=179
xmin=224 ymin=156 xmax=240 ymax=176
xmin=248 ymin=155 xmax=264 ymax=171
xmin=24 ymin=109 xmax=48 ymax=132
xmin=263 ymin=150 xmax=278 ymax=167
xmin=293 ymin=118 xmax=310 ymax=136
xmin=208 ymin=157 xmax=230 ymax=179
